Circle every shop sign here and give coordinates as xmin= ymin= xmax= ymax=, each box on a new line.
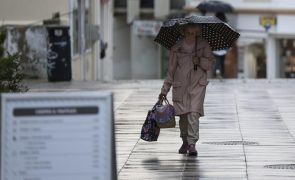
xmin=1 ymin=91 xmax=117 ymax=180
xmin=260 ymin=16 xmax=277 ymax=31
xmin=133 ymin=20 xmax=162 ymax=36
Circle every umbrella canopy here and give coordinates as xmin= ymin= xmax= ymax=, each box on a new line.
xmin=154 ymin=15 xmax=240 ymax=51
xmin=197 ymin=0 xmax=234 ymax=13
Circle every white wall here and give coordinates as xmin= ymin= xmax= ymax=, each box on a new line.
xmin=236 ymin=13 xmax=295 ymax=38
xmin=277 ymin=15 xmax=295 ymax=34
xmin=6 ymin=26 xmax=48 ymax=79
xmin=72 ymin=52 xmax=94 ymax=80
xmin=131 ymin=26 xmax=160 ymax=79
xmin=220 ymin=0 xmax=295 ymax=9
xmin=237 ymin=14 xmax=266 ymax=32
xmin=0 ymin=0 xmax=69 ymax=24
xmin=113 ymin=16 xmax=131 ymax=80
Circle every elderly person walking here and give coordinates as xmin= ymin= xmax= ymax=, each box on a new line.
xmin=158 ymin=24 xmax=215 ymax=156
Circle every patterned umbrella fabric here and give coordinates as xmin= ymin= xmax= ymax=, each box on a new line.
xmin=154 ymin=16 xmax=240 ymax=51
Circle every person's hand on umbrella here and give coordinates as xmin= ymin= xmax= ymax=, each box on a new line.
xmin=193 ymin=56 xmax=201 ymax=70
xmin=193 ymin=56 xmax=200 ymax=65
xmin=158 ymin=93 xmax=167 ymax=101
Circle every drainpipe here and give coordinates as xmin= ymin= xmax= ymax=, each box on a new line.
xmin=78 ymin=0 xmax=86 ymax=81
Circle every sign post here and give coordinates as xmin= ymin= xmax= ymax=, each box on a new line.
xmin=1 ymin=91 xmax=117 ymax=180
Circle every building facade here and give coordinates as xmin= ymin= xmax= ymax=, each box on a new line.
xmin=113 ymin=0 xmax=185 ymax=80
xmin=68 ymin=0 xmax=113 ymax=81
xmin=0 ymin=0 xmax=113 ymax=81
xmin=186 ymin=0 xmax=295 ymax=79
xmin=114 ymin=0 xmax=295 ymax=80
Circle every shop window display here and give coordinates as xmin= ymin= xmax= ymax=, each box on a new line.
xmin=281 ymin=39 xmax=295 ymax=78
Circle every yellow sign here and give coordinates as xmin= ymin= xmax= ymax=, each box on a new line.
xmin=260 ymin=16 xmax=277 ymax=26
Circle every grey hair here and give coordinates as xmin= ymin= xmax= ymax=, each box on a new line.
xmin=180 ymin=24 xmax=201 ymax=36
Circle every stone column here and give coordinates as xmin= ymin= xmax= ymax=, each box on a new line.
xmin=91 ymin=0 xmax=100 ymax=81
xmin=154 ymin=0 xmax=170 ymax=19
xmin=266 ymin=36 xmax=279 ymax=79
xmin=78 ymin=0 xmax=86 ymax=81
xmin=127 ymin=0 xmax=140 ymax=23
xmin=100 ymin=0 xmax=114 ymax=81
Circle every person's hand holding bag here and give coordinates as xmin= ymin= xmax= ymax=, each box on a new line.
xmin=158 ymin=93 xmax=167 ymax=101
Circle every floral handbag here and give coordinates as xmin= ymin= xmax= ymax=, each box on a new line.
xmin=154 ymin=99 xmax=176 ymax=128
xmin=140 ymin=105 xmax=160 ymax=142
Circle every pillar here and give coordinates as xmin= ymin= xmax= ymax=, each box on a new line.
xmin=154 ymin=0 xmax=170 ymax=19
xmin=266 ymin=36 xmax=279 ymax=79
xmin=127 ymin=0 xmax=140 ymax=24
xmin=100 ymin=0 xmax=113 ymax=81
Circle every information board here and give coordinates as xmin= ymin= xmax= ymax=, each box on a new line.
xmin=0 ymin=91 xmax=117 ymax=180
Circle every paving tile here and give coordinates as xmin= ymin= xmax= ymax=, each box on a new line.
xmin=27 ymin=79 xmax=295 ymax=179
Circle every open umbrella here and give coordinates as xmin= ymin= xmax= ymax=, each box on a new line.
xmin=154 ymin=15 xmax=240 ymax=51
xmin=197 ymin=0 xmax=234 ymax=14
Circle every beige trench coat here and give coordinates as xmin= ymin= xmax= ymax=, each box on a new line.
xmin=161 ymin=38 xmax=214 ymax=116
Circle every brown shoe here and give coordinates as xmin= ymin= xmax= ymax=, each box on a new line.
xmin=188 ymin=144 xmax=198 ymax=156
xmin=178 ymin=142 xmax=188 ymax=154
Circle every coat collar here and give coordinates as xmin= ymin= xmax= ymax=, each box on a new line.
xmin=171 ymin=37 xmax=207 ymax=53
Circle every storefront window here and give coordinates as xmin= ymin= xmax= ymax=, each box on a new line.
xmin=114 ymin=0 xmax=126 ymax=8
xmin=255 ymin=44 xmax=266 ymax=78
xmin=140 ymin=0 xmax=154 ymax=8
xmin=280 ymin=39 xmax=295 ymax=78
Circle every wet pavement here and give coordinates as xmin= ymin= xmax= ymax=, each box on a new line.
xmin=27 ymin=79 xmax=295 ymax=180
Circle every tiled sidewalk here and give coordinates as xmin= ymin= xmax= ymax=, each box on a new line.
xmin=28 ymin=79 xmax=295 ymax=180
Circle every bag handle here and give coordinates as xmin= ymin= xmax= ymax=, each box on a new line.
xmin=157 ymin=99 xmax=171 ymax=106
xmin=151 ymin=96 xmax=172 ymax=111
